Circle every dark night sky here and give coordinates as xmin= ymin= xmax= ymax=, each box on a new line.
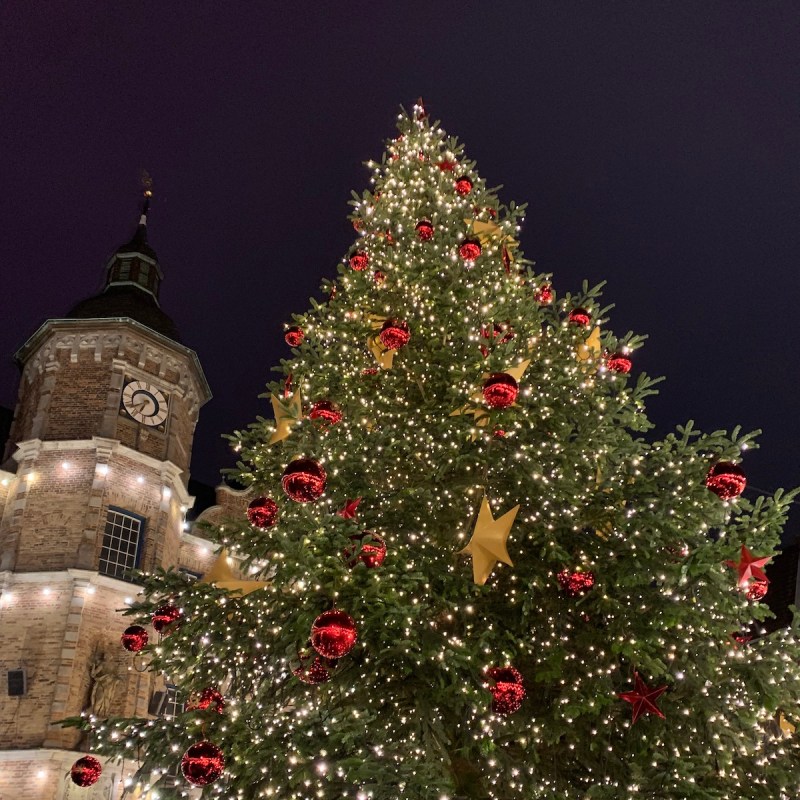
xmin=1 ymin=4 xmax=799 ymax=509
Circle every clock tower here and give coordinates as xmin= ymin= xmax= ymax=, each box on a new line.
xmin=0 ymin=193 xmax=213 ymax=798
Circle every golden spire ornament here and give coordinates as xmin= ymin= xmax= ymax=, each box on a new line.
xmin=458 ymin=497 xmax=520 ymax=585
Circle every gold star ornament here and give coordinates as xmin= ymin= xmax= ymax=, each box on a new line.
xmin=458 ymin=497 xmax=520 ymax=585
xmin=269 ymin=390 xmax=303 ymax=444
xmin=577 ymin=326 xmax=602 ymax=362
xmin=200 ymin=549 xmax=269 ymax=596
xmin=367 ymin=315 xmax=396 ymax=369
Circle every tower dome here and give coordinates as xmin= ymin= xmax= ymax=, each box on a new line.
xmin=66 ymin=191 xmax=180 ymax=341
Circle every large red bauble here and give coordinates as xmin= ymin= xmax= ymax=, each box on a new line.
xmin=311 ymin=609 xmax=357 ymax=658
xmin=438 ymin=159 xmax=456 ymax=172
xmin=284 ymin=326 xmax=304 ymax=347
xmin=152 ymin=604 xmax=182 ymax=634
xmin=70 ymin=755 xmax=102 ymax=787
xmin=486 ymin=666 xmax=525 ymax=715
xmin=569 ymin=308 xmax=591 ymax=327
xmin=415 ymin=219 xmax=434 ymax=240
xmin=349 ymin=251 xmax=369 ymax=271
xmin=309 ymin=399 xmax=343 ymax=426
xmin=706 ymin=462 xmax=746 ymax=500
xmin=482 ymin=373 xmax=518 ymax=409
xmin=247 ymin=496 xmax=279 ymax=528
xmin=282 ymin=458 xmax=327 ymax=502
xmin=557 ymin=569 xmax=596 ymax=597
xmin=121 ymin=625 xmax=148 ymax=652
xmin=379 ymin=319 xmax=410 ymax=350
xmin=455 ymin=176 xmax=473 ymax=196
xmin=747 ymin=578 xmax=768 ymax=601
xmin=293 ymin=650 xmax=333 ymax=685
xmin=534 ymin=284 xmax=553 ymax=305
xmin=344 ymin=531 xmax=387 ymax=569
xmin=186 ymin=687 xmax=226 ymax=714
xmin=606 ymin=352 xmax=632 ymax=374
xmin=181 ymin=741 xmax=225 ymax=787
xmin=459 ymin=238 xmax=481 ymax=261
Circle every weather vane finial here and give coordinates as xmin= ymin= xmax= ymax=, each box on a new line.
xmin=138 ymin=170 xmax=153 ymax=224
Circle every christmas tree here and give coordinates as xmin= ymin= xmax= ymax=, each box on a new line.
xmin=68 ymin=103 xmax=800 ymax=799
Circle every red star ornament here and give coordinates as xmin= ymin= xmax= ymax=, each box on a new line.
xmin=338 ymin=498 xmax=362 ymax=520
xmin=726 ymin=545 xmax=770 ymax=588
xmin=618 ymin=672 xmax=667 ymax=724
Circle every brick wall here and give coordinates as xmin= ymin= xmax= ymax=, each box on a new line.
xmin=44 ymin=351 xmax=114 ymax=442
xmin=1 ymin=444 xmax=185 ymax=576
xmin=7 ymin=320 xmax=207 ymax=478
xmin=0 ymin=317 xmax=211 ymax=799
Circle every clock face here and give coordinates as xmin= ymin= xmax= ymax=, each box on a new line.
xmin=121 ymin=380 xmax=168 ymax=427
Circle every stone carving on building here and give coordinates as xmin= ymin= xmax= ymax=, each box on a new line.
xmin=88 ymin=650 xmax=120 ymax=718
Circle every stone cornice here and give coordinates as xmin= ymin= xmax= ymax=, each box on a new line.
xmin=0 ymin=568 xmax=143 ymax=595
xmin=15 ymin=318 xmax=211 ymax=413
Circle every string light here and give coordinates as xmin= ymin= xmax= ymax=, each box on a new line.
xmin=68 ymin=103 xmax=800 ymax=799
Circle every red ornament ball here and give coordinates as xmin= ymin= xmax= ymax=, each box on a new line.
xmin=438 ymin=159 xmax=456 ymax=172
xmin=70 ymin=755 xmax=102 ymax=787
xmin=479 ymin=323 xmax=513 ymax=356
xmin=186 ymin=687 xmax=226 ymax=714
xmin=309 ymin=399 xmax=343 ymax=426
xmin=284 ymin=326 xmax=304 ymax=347
xmin=373 ymin=270 xmax=385 ymax=284
xmin=152 ymin=604 xmax=182 ymax=634
xmin=557 ymin=569 xmax=596 ymax=597
xmin=482 ymin=373 xmax=519 ymax=409
xmin=606 ymin=352 xmax=632 ymax=374
xmin=344 ymin=531 xmax=387 ymax=569
xmin=293 ymin=650 xmax=333 ymax=685
xmin=534 ymin=284 xmax=553 ymax=305
xmin=459 ymin=238 xmax=482 ymax=261
xmin=349 ymin=251 xmax=369 ymax=271
xmin=455 ymin=176 xmax=473 ymax=196
xmin=747 ymin=578 xmax=769 ymax=601
xmin=181 ymin=741 xmax=225 ymax=787
xmin=481 ymin=322 xmax=513 ymax=343
xmin=121 ymin=625 xmax=148 ymax=652
xmin=569 ymin=308 xmax=591 ymax=327
xmin=352 ymin=217 xmax=364 ymax=231
xmin=706 ymin=462 xmax=746 ymax=500
xmin=415 ymin=219 xmax=434 ymax=240
xmin=311 ymin=609 xmax=357 ymax=659
xmin=247 ymin=496 xmax=279 ymax=529
xmin=282 ymin=458 xmax=327 ymax=502
xmin=486 ymin=666 xmax=525 ymax=715
xmin=379 ymin=318 xmax=411 ymax=350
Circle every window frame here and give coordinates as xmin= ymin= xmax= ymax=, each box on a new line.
xmin=98 ymin=506 xmax=146 ymax=581
xmin=162 ymin=684 xmax=185 ymax=720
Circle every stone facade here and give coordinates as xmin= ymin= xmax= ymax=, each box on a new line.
xmin=0 ymin=310 xmax=219 ymax=798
